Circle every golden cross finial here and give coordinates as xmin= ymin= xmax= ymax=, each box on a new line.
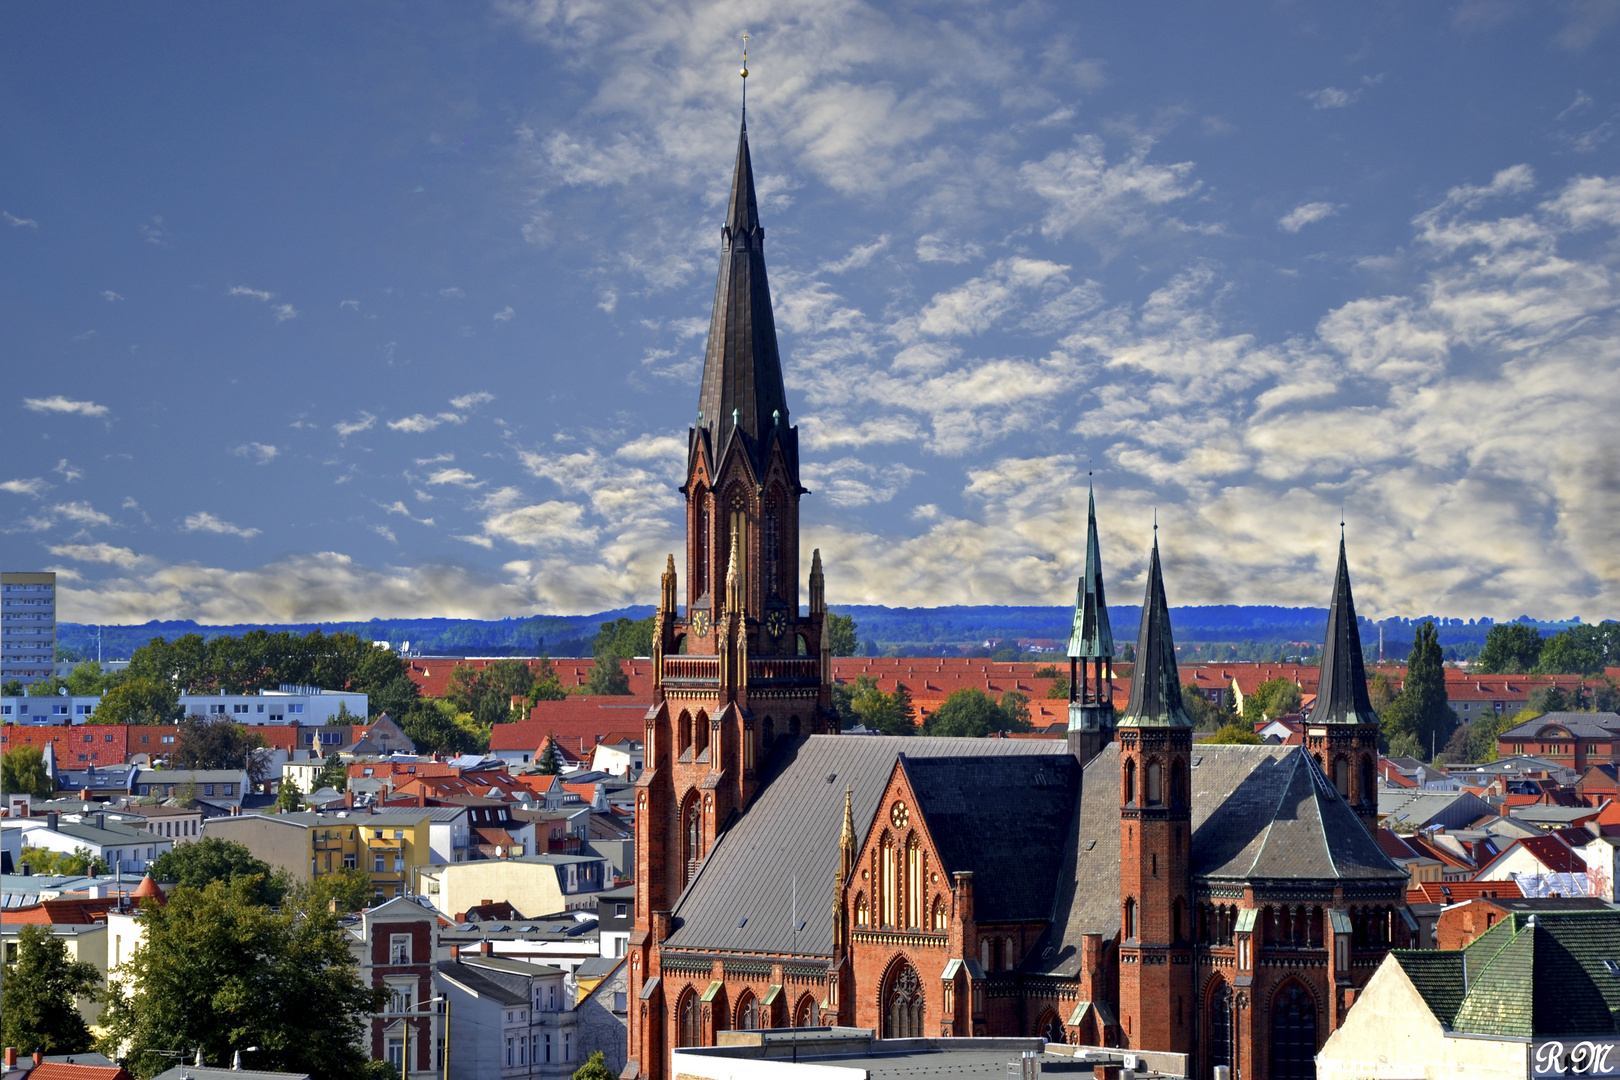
xmin=740 ymin=32 xmax=750 ymax=116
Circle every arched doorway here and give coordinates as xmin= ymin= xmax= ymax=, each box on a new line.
xmin=794 ymin=993 xmax=815 ymax=1028
xmin=1039 ymin=1010 xmax=1065 ymax=1044
xmin=1207 ymin=978 xmax=1232 ymax=1075
xmin=1270 ymin=981 xmax=1317 ymax=1080
xmin=677 ymin=988 xmax=701 ymax=1048
xmin=883 ymin=960 xmax=925 ymax=1039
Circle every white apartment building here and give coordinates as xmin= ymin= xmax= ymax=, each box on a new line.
xmin=0 ymin=686 xmax=367 ymax=726
xmin=1 ymin=572 xmax=56 ymax=687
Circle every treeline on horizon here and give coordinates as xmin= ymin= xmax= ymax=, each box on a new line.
xmin=56 ymin=605 xmax=1605 ymax=664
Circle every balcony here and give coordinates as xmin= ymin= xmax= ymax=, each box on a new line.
xmin=747 ymin=656 xmax=820 ymax=686
xmin=661 ymin=656 xmax=719 ymax=685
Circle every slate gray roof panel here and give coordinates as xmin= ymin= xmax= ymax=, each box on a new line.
xmin=664 ymin=735 xmax=1069 ymax=957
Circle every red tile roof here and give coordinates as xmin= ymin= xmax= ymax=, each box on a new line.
xmin=26 ymin=1062 xmax=133 ymax=1080
xmin=1406 ymin=880 xmax=1523 ymax=905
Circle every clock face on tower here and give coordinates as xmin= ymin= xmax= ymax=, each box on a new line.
xmin=691 ymin=609 xmax=710 ymax=637
xmin=765 ymin=609 xmax=787 ymax=640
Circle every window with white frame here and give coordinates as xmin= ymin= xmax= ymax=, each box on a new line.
xmin=389 ymin=934 xmax=411 ymax=965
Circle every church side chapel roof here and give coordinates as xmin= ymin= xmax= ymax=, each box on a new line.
xmin=1027 ymin=741 xmax=1406 ymax=979
xmin=663 ymin=735 xmax=1071 ymax=958
xmin=1394 ymin=910 xmax=1620 ymax=1038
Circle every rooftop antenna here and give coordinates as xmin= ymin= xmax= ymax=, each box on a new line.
xmin=740 ymin=32 xmax=749 ymax=122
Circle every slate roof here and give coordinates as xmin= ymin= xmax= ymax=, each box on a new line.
xmin=1501 ymin=712 xmax=1620 ymax=740
xmin=663 ymin=735 xmax=1069 ymax=957
xmin=1066 ymin=485 xmax=1113 ymax=661
xmin=901 ymin=754 xmax=1079 ymax=923
xmin=1396 ymin=910 xmax=1620 ymax=1038
xmin=1117 ymin=541 xmax=1192 ymax=728
xmin=1026 ymin=742 xmax=1407 ymax=977
xmin=436 ymin=960 xmax=529 ymax=1006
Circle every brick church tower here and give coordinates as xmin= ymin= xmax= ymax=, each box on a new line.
xmin=627 ymin=114 xmax=834 ymax=1079
xmin=1116 ymin=535 xmax=1195 ymax=1054
xmin=1066 ymin=483 xmax=1115 ymax=766
xmin=1304 ymin=534 xmax=1382 ymax=834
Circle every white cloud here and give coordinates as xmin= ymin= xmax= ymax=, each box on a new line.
xmin=388 ymin=412 xmax=466 ymax=433
xmin=24 ymin=396 xmax=109 ymax=418
xmin=1278 ymin=201 xmax=1340 ymax=232
xmin=102 ymin=290 xmax=125 ymax=302
xmin=912 ymin=257 xmax=1072 ymax=338
xmin=801 ymin=458 xmax=921 ymax=507
xmin=53 ymin=459 xmax=83 ymax=483
xmin=0 ymin=478 xmax=50 ymax=497
xmin=426 ymin=467 xmax=483 ymax=487
xmin=341 ymin=299 xmax=360 ymax=310
xmin=48 ymin=542 xmax=143 ymax=568
xmin=915 ymin=234 xmax=984 ymax=265
xmin=1305 ymin=87 xmax=1355 ymax=109
xmin=1020 ymin=134 xmax=1204 ymax=245
xmin=4 ymin=211 xmax=38 ymax=228
xmin=415 ymin=453 xmax=454 ymax=466
xmin=493 ymin=306 xmax=515 ymax=322
xmin=439 ymin=287 xmax=465 ymax=298
xmin=481 ymin=501 xmax=594 ymax=548
xmin=334 ymin=412 xmax=376 ymax=440
xmin=820 ymin=235 xmax=890 ymax=274
xmin=228 ymin=285 xmax=274 ymax=302
xmin=381 ymin=500 xmax=435 ymax=526
xmin=372 ymin=524 xmax=398 ymax=543
xmin=449 ymin=391 xmax=495 ymax=410
xmin=183 ymin=512 xmax=261 ymax=539
xmin=139 ymin=217 xmax=165 ymax=244
xmin=273 ymin=303 xmax=298 ymax=322
xmin=231 ymin=443 xmax=280 ymax=464
xmin=54 ymin=501 xmax=113 ymax=527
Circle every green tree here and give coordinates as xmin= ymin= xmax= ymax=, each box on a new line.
xmin=2 ymin=678 xmax=24 ymax=696
xmin=1386 ymin=730 xmax=1424 ymax=760
xmin=96 ymin=877 xmax=388 ymax=1080
xmin=64 ymin=661 xmax=118 ymax=696
xmin=850 ymin=680 xmax=916 ymax=736
xmin=2 ymin=745 xmax=56 ymax=799
xmin=1368 ymin=673 xmax=1398 ymax=712
xmin=1240 ymin=678 xmax=1304 ymax=724
xmin=146 ymin=837 xmax=289 ymax=907
xmin=445 ymin=663 xmax=529 ymax=726
xmin=592 ymin=617 xmax=656 ymax=660
xmin=277 ymin=775 xmax=304 ymax=812
xmin=91 ymin=676 xmax=182 ymax=725
xmin=1475 ymin=624 xmax=1545 ymax=673
xmin=1537 ymin=623 xmax=1620 ymax=675
xmin=317 ymin=752 xmax=349 ymax=793
xmin=925 ymin=688 xmax=1029 ymax=738
xmin=1381 ymin=621 xmax=1458 ymax=761
xmin=572 ymin=1051 xmax=616 ymax=1080
xmin=1437 ymin=724 xmax=1473 ymax=765
xmin=0 ymin=923 xmax=101 ymax=1055
xmin=538 ymin=736 xmax=563 ymax=775
xmin=1527 ymin=685 xmax=1571 ymax=714
xmin=1182 ymin=684 xmax=1222 ymax=731
xmin=25 ymin=676 xmax=68 ymax=697
xmin=1198 ymin=723 xmax=1263 ymax=745
xmin=826 ymin=613 xmax=859 ymax=657
xmin=173 ymin=715 xmax=269 ymax=784
xmin=399 ymin=699 xmax=484 ymax=756
xmin=584 ymin=655 xmax=631 ymax=696
xmin=529 ymin=656 xmax=568 ymax=704
xmin=20 ymin=846 xmax=106 ymax=877
xmin=998 ymin=690 xmax=1033 ymax=731
xmin=290 ymin=868 xmax=375 ymax=914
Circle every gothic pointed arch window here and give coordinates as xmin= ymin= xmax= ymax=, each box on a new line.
xmin=1170 ymin=759 xmax=1186 ymax=807
xmin=692 ymin=486 xmax=709 ymax=598
xmin=883 ymin=961 xmax=925 ymax=1039
xmin=694 ymin=710 xmax=710 ymax=758
xmin=763 ymin=493 xmax=781 ymax=601
xmin=1333 ymin=756 xmax=1350 ymax=796
xmin=1207 ymin=978 xmax=1232 ymax=1073
xmin=678 ymin=711 xmax=693 ymax=756
xmin=1146 ymin=760 xmax=1163 ymax=805
xmin=930 ymin=894 xmax=947 ymax=932
xmin=1123 ymin=897 xmax=1137 ymax=941
xmin=1040 ymin=1010 xmax=1066 ymax=1045
xmin=881 ymin=835 xmax=898 ymax=927
xmin=728 ymin=490 xmax=749 ymax=599
xmin=681 ymin=790 xmax=703 ymax=888
xmin=735 ymin=991 xmax=759 ymax=1031
xmin=1270 ymin=981 xmax=1318 ymax=1080
xmin=905 ymin=837 xmax=924 ymax=928
xmin=1123 ymin=759 xmax=1136 ymax=805
xmin=794 ymin=994 xmax=815 ymax=1028
xmin=855 ymin=892 xmax=870 ymax=926
xmin=678 ymin=988 xmax=702 ymax=1048
xmin=1360 ymin=754 xmax=1376 ymax=805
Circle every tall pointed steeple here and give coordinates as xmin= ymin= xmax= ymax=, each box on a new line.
xmin=1309 ymin=535 xmax=1379 ymax=725
xmin=1118 ymin=537 xmax=1192 ymax=728
xmin=695 ymin=118 xmax=792 ymax=482
xmin=1067 ymin=483 xmax=1114 ymax=660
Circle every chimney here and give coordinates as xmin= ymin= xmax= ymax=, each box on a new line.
xmin=81 ymin=788 xmax=91 ymax=801
xmin=346 ymin=788 xmax=355 ymax=808
xmin=46 ymin=812 xmax=59 ymax=830
xmin=480 ymin=941 xmax=494 ymax=956
xmin=5 ymin=1048 xmax=17 ymax=1068
xmin=33 ymin=1054 xmax=43 ymax=1067
xmin=418 ymin=792 xmax=427 ymax=808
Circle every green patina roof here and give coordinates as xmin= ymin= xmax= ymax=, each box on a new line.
xmin=1067 ymin=485 xmax=1115 ymax=660
xmin=1117 ymin=539 xmax=1193 ymax=728
xmin=1394 ymin=911 xmax=1620 ymax=1039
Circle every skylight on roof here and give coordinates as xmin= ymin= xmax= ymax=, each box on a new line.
xmin=1604 ymin=959 xmax=1620 ymax=978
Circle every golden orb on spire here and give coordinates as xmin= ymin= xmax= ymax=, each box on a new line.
xmin=740 ymin=31 xmax=749 ymax=78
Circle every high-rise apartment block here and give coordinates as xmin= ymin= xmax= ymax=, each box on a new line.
xmin=2 ymin=571 xmax=57 ymax=686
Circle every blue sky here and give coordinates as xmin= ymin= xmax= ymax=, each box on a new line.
xmin=3 ymin=1 xmax=1618 ymax=625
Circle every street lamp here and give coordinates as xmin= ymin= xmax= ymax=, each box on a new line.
xmin=230 ymin=1048 xmax=259 ymax=1071
xmin=390 ymin=994 xmax=448 ymax=1080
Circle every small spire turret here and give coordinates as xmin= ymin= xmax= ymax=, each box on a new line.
xmin=1118 ymin=537 xmax=1192 ymax=728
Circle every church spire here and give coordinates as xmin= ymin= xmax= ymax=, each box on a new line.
xmin=1309 ymin=534 xmax=1379 ymax=725
xmin=695 ymin=115 xmax=791 ymax=482
xmin=1118 ymin=536 xmax=1192 ymax=728
xmin=1067 ymin=482 xmax=1115 ymax=660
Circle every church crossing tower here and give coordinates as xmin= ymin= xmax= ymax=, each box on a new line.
xmin=1116 ymin=536 xmax=1195 ymax=1055
xmin=1066 ymin=483 xmax=1116 ymax=765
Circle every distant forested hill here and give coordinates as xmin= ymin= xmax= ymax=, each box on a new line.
xmin=57 ymin=605 xmax=1587 ymax=663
